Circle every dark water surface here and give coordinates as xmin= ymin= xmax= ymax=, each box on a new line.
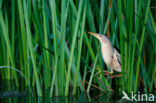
xmin=0 ymin=81 xmax=124 ymax=103
xmin=0 ymin=81 xmax=155 ymax=103
xmin=0 ymin=91 xmax=122 ymax=103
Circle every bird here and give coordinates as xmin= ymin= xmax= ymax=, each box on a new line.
xmin=88 ymin=32 xmax=122 ymax=77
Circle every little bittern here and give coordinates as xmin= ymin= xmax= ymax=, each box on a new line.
xmin=88 ymin=32 xmax=121 ymax=76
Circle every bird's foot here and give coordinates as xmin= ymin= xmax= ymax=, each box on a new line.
xmin=104 ymin=72 xmax=112 ymax=75
xmin=103 ymin=70 xmax=113 ymax=75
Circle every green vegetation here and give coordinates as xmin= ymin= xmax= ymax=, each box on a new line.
xmin=0 ymin=0 xmax=155 ymax=97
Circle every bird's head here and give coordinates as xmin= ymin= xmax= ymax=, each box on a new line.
xmin=88 ymin=32 xmax=110 ymax=44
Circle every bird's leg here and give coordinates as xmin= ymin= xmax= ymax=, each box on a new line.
xmin=104 ymin=69 xmax=113 ymax=75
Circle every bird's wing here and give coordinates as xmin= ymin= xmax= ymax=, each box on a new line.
xmin=114 ymin=49 xmax=121 ymax=65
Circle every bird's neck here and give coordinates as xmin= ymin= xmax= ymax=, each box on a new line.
xmin=101 ymin=43 xmax=113 ymax=66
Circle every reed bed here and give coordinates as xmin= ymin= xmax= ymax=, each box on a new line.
xmin=0 ymin=0 xmax=155 ymax=97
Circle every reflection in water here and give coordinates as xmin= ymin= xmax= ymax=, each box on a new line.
xmin=0 ymin=81 xmax=123 ymax=103
xmin=0 ymin=91 xmax=123 ymax=103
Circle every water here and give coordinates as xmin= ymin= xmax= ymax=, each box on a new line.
xmin=1 ymin=81 xmax=155 ymax=103
xmin=0 ymin=91 xmax=122 ymax=103
xmin=0 ymin=81 xmax=123 ymax=103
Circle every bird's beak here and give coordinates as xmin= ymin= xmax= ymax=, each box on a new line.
xmin=88 ymin=32 xmax=102 ymax=39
